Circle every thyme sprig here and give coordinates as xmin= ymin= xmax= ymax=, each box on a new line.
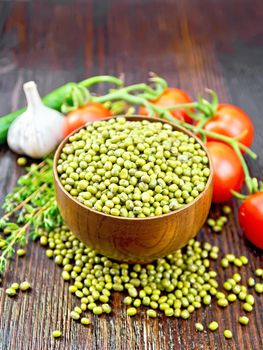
xmin=0 ymin=159 xmax=61 ymax=277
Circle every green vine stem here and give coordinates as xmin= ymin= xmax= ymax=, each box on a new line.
xmin=79 ymin=75 xmax=124 ymax=89
xmin=94 ymin=88 xmax=257 ymax=195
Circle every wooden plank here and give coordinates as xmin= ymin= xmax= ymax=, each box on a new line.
xmin=0 ymin=1 xmax=262 ymax=349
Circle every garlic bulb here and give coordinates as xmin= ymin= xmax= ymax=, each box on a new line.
xmin=7 ymin=81 xmax=64 ymax=158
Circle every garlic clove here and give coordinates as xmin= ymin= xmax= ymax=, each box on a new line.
xmin=7 ymin=81 xmax=64 ymax=158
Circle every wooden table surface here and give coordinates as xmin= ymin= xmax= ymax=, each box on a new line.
xmin=0 ymin=1 xmax=262 ymax=349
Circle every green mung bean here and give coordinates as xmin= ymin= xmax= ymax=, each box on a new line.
xmin=243 ymin=303 xmax=253 ymax=312
xmin=6 ymin=288 xmax=16 ymax=297
xmin=20 ymin=281 xmax=30 ymax=291
xmin=81 ymin=317 xmax=90 ymax=325
xmin=238 ymin=291 xmax=247 ymax=301
xmin=195 ymin=323 xmax=204 ymax=332
xmin=52 ymin=330 xmax=62 ymax=338
xmin=17 ymin=157 xmax=27 ymax=166
xmin=208 ymin=321 xmax=218 ymax=331
xmin=127 ymin=307 xmax=137 ymax=316
xmin=70 ymin=311 xmax=80 ymax=320
xmin=11 ymin=283 xmax=19 ymax=290
xmin=17 ymin=249 xmax=26 ymax=257
xmin=255 ymin=283 xmax=263 ymax=293
xmin=227 ymin=294 xmax=237 ymax=302
xmin=217 ymin=298 xmax=228 ymax=308
xmin=58 ymin=118 xmax=210 ymax=218
xmin=234 ymin=258 xmax=242 ymax=267
xmin=255 ymin=268 xmax=263 ymax=277
xmin=222 ymin=205 xmax=232 ymax=214
xmin=239 ymin=316 xmax=249 ymax=325
xmin=223 ymin=330 xmax=232 ymax=339
xmin=245 ymin=294 xmax=254 ymax=305
xmin=221 ymin=258 xmax=229 ymax=268
xmin=247 ymin=277 xmax=255 ymax=287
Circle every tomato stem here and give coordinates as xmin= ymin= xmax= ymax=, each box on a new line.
xmin=79 ymin=75 xmax=124 ymax=88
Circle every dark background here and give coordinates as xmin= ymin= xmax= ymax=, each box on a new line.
xmin=0 ymin=1 xmax=262 ymax=349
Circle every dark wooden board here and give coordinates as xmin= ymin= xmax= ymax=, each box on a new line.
xmin=0 ymin=1 xmax=262 ymax=349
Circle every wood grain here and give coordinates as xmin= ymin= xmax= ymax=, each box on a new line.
xmin=0 ymin=1 xmax=262 ymax=349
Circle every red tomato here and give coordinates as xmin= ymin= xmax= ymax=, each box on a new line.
xmin=63 ymin=102 xmax=112 ymax=137
xmin=139 ymin=88 xmax=193 ymax=123
xmin=206 ymin=141 xmax=244 ymax=203
xmin=238 ymin=192 xmax=263 ymax=249
xmin=204 ymin=104 xmax=254 ymax=148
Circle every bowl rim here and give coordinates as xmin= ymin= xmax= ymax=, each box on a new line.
xmin=54 ymin=115 xmax=213 ymax=221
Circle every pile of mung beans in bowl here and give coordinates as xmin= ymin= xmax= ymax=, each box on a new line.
xmin=54 ymin=116 xmax=213 ymax=262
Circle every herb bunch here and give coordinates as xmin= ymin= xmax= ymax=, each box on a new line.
xmin=0 ymin=159 xmax=62 ymax=276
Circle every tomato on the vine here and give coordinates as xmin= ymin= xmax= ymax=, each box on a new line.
xmin=204 ymin=104 xmax=254 ymax=148
xmin=63 ymin=102 xmax=112 ymax=137
xmin=139 ymin=88 xmax=193 ymax=123
xmin=206 ymin=141 xmax=244 ymax=203
xmin=238 ymin=192 xmax=263 ymax=249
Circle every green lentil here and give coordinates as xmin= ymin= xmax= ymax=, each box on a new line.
xmin=52 ymin=330 xmax=62 ymax=338
xmin=208 ymin=321 xmax=219 ymax=331
xmin=239 ymin=316 xmax=249 ymax=325
xmin=20 ymin=281 xmax=30 ymax=291
xmin=195 ymin=323 xmax=204 ymax=332
xmin=223 ymin=330 xmax=232 ymax=339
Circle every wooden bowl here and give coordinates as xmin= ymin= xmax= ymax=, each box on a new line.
xmin=54 ymin=116 xmax=213 ymax=263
